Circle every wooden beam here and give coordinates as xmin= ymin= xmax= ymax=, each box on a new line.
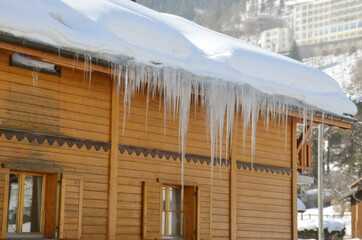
xmin=197 ymin=187 xmax=200 ymax=240
xmin=230 ymin=118 xmax=237 ymax=240
xmin=0 ymin=169 xmax=9 ymax=239
xmin=108 ymin=79 xmax=120 ymax=240
xmin=297 ymin=125 xmax=312 ymax=154
xmin=291 ymin=118 xmax=298 ymax=240
xmin=209 ymin=190 xmax=213 ymax=240
xmin=78 ymin=178 xmax=84 ymax=240
xmin=288 ymin=110 xmax=352 ymax=129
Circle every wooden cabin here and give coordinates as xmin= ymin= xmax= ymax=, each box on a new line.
xmin=0 ymin=39 xmax=355 ymax=240
xmin=0 ymin=1 xmax=356 ymax=240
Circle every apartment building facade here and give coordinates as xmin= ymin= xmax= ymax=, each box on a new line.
xmin=292 ymin=0 xmax=362 ymax=45
xmin=260 ymin=27 xmax=294 ymax=53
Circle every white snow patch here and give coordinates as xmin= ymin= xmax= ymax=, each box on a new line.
xmin=298 ymin=219 xmax=345 ymax=232
xmin=304 ymin=50 xmax=362 ymax=101
xmin=0 ymin=0 xmax=356 ymax=117
xmin=298 ymin=198 xmax=306 ymax=212
xmin=299 ymin=206 xmax=352 ymax=236
xmin=12 ymin=52 xmax=57 ymax=72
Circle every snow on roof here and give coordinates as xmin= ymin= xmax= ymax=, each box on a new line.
xmin=0 ymin=0 xmax=356 ymax=117
xmin=297 ymin=198 xmax=306 ymax=212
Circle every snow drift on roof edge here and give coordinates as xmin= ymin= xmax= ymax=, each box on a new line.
xmin=0 ymin=0 xmax=357 ymax=116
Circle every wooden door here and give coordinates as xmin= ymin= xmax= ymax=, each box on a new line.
xmin=184 ymin=186 xmax=197 ymax=240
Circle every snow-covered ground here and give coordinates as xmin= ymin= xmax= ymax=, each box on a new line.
xmin=298 ymin=206 xmax=352 ymax=239
xmin=304 ymin=50 xmax=362 ymax=101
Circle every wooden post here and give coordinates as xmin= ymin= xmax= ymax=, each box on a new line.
xmin=209 ymin=190 xmax=213 ymax=240
xmin=291 ymin=118 xmax=298 ymax=240
xmin=230 ymin=118 xmax=238 ymax=240
xmin=108 ymin=79 xmax=120 ymax=240
xmin=318 ymin=124 xmax=324 ymax=240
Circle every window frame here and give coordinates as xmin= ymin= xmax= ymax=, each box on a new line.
xmin=7 ymin=171 xmax=46 ymax=237
xmin=163 ymin=185 xmax=184 ymax=239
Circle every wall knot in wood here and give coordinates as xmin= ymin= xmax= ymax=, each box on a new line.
xmin=236 ymin=160 xmax=292 ymax=175
xmin=0 ymin=127 xmax=111 ymax=152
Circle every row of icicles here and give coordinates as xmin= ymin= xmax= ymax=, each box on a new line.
xmin=31 ymin=54 xmax=318 ymax=206
xmin=107 ymin=61 xmax=317 ymax=188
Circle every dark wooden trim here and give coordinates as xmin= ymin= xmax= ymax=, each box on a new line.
xmin=0 ymin=127 xmax=110 ymax=152
xmin=118 ymin=144 xmax=230 ymax=167
xmin=0 ymin=126 xmax=291 ymax=175
xmin=3 ymin=162 xmax=62 ymax=173
xmin=236 ymin=160 xmax=292 ymax=176
xmin=9 ymin=53 xmax=61 ymax=77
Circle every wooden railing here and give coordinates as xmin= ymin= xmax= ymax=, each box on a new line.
xmin=297 ymin=140 xmax=313 ymax=173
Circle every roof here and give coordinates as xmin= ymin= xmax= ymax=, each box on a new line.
xmin=297 ymin=198 xmax=306 ymax=212
xmin=340 ymin=178 xmax=362 ymax=200
xmin=349 ymin=178 xmax=362 ymax=189
xmin=0 ymin=0 xmax=357 ymax=119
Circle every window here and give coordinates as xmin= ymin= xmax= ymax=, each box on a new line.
xmin=7 ymin=172 xmax=45 ymax=235
xmin=143 ymin=182 xmax=197 ymax=240
xmin=163 ymin=186 xmax=183 ymax=238
xmin=10 ymin=53 xmax=61 ymax=77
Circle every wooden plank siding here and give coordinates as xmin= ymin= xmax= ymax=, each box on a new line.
xmin=0 ymin=50 xmax=110 ymax=240
xmin=0 ymin=47 xmax=297 ymax=240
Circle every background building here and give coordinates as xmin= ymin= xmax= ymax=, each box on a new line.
xmin=292 ymin=0 xmax=362 ymax=45
xmin=260 ymin=27 xmax=294 ymax=53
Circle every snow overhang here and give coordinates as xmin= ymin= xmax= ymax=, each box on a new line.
xmin=0 ymin=32 xmax=357 ymax=128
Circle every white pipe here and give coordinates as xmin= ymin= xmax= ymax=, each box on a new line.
xmin=318 ymin=123 xmax=324 ymax=240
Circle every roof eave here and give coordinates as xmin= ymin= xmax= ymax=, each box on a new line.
xmin=0 ymin=32 xmax=357 ymax=127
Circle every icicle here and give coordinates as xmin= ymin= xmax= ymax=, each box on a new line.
xmin=73 ymin=52 xmax=79 ymax=72
xmin=122 ymin=66 xmax=128 ymax=134
xmin=32 ymin=71 xmax=38 ymax=91
xmin=145 ymin=74 xmax=150 ymax=132
xmin=115 ymin=59 xmax=328 ymax=197
xmin=285 ymin=107 xmax=289 ymax=149
xmin=88 ymin=56 xmax=92 ymax=93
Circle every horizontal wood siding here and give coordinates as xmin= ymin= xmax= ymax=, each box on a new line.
xmin=0 ymin=136 xmax=109 ymax=239
xmin=117 ymin=153 xmax=230 ymax=240
xmin=119 ymin=92 xmax=229 ymax=159
xmin=0 ymin=48 xmax=295 ymax=240
xmin=236 ymin=169 xmax=292 ymax=239
xmin=235 ymin=117 xmax=292 ymax=168
xmin=0 ymin=51 xmax=111 ymax=142
xmin=0 ymin=50 xmax=110 ymax=240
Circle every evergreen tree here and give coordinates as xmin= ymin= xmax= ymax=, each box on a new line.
xmin=288 ymin=41 xmax=302 ymax=61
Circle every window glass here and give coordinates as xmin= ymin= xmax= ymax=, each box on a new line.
xmin=163 ymin=187 xmax=166 ymax=211
xmin=169 ymin=188 xmax=181 ymax=211
xmin=7 ymin=174 xmax=19 ymax=233
xmin=162 ymin=212 xmax=166 ymax=236
xmin=169 ymin=212 xmax=182 ymax=236
xmin=22 ymin=175 xmax=43 ymax=233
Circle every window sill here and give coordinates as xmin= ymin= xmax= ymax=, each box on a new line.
xmin=162 ymin=237 xmax=185 ymax=240
xmin=6 ymin=235 xmax=45 ymax=240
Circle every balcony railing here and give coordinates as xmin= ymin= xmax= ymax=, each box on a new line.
xmin=297 ymin=140 xmax=313 ymax=173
